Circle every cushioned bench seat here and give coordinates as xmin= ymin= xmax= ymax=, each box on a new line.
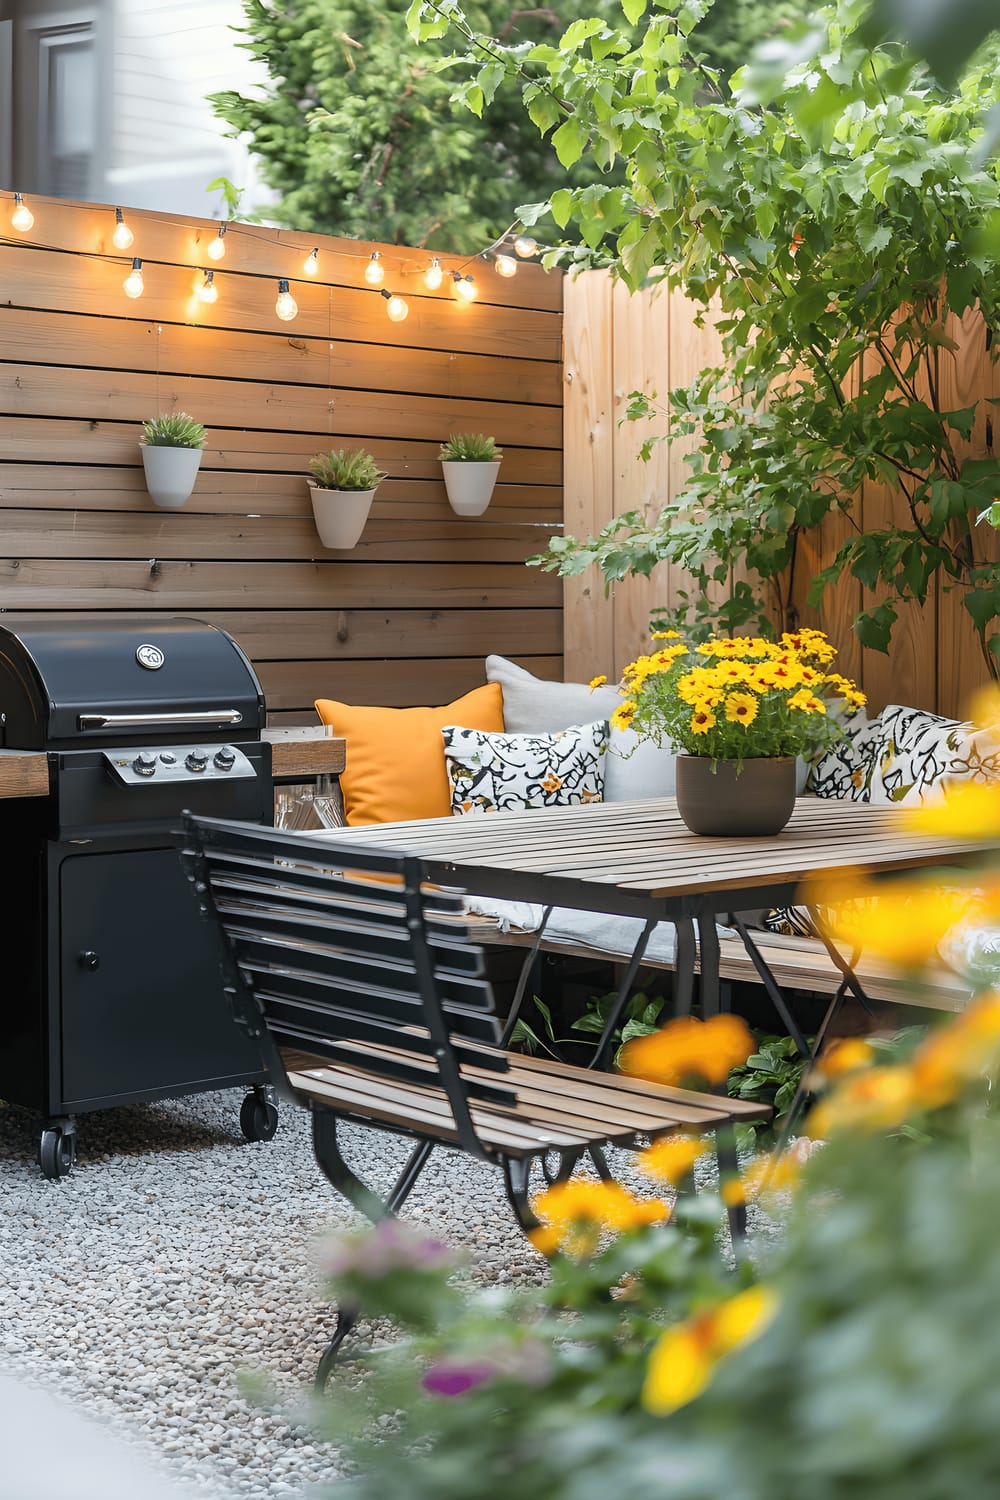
xmin=466 ymin=917 xmax=970 ymax=1013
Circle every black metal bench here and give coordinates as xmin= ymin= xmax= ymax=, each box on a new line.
xmin=180 ymin=813 xmax=771 ymax=1387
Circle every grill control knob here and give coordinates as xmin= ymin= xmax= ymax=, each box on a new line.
xmin=132 ymin=752 xmax=157 ymax=777
xmin=78 ymin=951 xmax=100 ymax=971
xmin=185 ymin=749 xmax=209 ymax=773
xmin=159 ymin=752 xmax=176 ymax=764
xmin=214 ymin=745 xmax=236 ymax=771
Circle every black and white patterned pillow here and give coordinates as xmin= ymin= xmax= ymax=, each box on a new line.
xmin=443 ymin=720 xmax=608 ymax=815
xmin=805 ymin=708 xmax=873 ymax=800
xmin=863 ymin=705 xmax=1000 ymax=805
xmin=808 ymin=704 xmax=1000 ymax=806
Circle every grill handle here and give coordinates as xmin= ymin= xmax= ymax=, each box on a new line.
xmin=77 ymin=709 xmax=244 ymax=730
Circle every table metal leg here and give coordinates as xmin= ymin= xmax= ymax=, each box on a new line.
xmin=674 ymin=917 xmax=696 ymax=1017
xmin=728 ymin=913 xmax=814 ymax=1061
xmin=697 ymin=914 xmax=721 ymax=1018
xmin=589 ymin=916 xmax=657 ymax=1071
xmin=499 ymin=905 xmax=555 ymax=1048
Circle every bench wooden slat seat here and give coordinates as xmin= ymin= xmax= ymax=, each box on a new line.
xmin=283 ymin=1042 xmax=765 ymax=1157
xmin=181 ymin=814 xmax=771 ymax=1390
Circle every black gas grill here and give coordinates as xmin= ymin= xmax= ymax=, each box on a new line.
xmin=0 ymin=614 xmax=278 ymax=1177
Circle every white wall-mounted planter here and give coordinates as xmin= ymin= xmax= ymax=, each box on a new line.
xmin=140 ymin=444 xmax=203 ymax=508
xmin=442 ymin=460 xmax=501 ymax=517
xmin=308 ymin=481 xmax=376 ymax=549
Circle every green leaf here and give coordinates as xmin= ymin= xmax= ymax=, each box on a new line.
xmin=551 ymin=116 xmax=588 ymax=169
xmin=964 ymin=585 xmax=1000 ymax=632
xmin=854 ymin=601 xmax=897 ymax=653
xmin=621 ymin=0 xmax=646 ymax=23
xmin=525 ymin=89 xmax=561 ymax=136
xmin=559 ymin=17 xmax=607 ymax=52
xmin=550 ymin=188 xmax=574 ymax=228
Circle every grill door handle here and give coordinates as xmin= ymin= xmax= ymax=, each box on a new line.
xmin=77 ymin=710 xmax=244 ymax=729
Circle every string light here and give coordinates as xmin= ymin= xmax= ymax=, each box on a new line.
xmin=5 ymin=197 xmax=538 ymax=327
xmin=112 ymin=207 xmax=134 ymax=251
xmin=11 ymin=193 xmax=34 ymax=232
xmin=274 ymin=278 xmax=298 ymax=321
xmin=380 ymin=288 xmax=409 ymax=323
xmin=207 ymin=224 xmax=227 ymax=261
xmin=122 ymin=258 xmax=144 ymax=298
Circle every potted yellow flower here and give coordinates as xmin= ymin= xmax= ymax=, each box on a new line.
xmin=612 ymin=628 xmax=865 ymax=835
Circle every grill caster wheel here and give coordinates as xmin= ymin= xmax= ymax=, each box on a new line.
xmin=240 ymin=1089 xmax=278 ymax=1143
xmin=39 ymin=1122 xmax=77 ymax=1180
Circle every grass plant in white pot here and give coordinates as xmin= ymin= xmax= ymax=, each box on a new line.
xmin=307 ymin=447 xmax=386 ymax=549
xmin=140 ymin=412 xmax=206 ymax=508
xmin=440 ymin=432 xmax=502 ymax=517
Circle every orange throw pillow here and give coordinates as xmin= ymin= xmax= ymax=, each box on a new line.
xmin=314 ymin=682 xmax=504 ymax=826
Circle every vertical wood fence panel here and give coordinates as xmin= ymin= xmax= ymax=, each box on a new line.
xmin=0 ymin=197 xmax=564 ymax=720
xmin=564 ymin=271 xmax=997 ymax=717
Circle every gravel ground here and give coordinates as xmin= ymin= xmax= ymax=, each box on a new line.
xmin=0 ymin=1087 xmax=782 ymax=1499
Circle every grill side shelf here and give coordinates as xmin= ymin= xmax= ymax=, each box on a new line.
xmin=0 ymin=750 xmax=49 ymax=798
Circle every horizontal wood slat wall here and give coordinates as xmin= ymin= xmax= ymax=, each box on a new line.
xmin=0 ymin=197 xmax=563 ymax=718
xmin=564 ymin=271 xmax=998 ymax=719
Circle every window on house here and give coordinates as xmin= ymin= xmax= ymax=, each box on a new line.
xmin=39 ymin=23 xmax=97 ymax=197
xmin=6 ymin=6 xmax=100 ymax=200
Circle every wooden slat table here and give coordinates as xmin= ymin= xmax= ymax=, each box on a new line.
xmin=334 ymin=797 xmax=993 ymax=1040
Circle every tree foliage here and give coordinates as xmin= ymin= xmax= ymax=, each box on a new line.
xmin=209 ymin=0 xmax=812 ymax=251
xmin=407 ymin=0 xmax=1000 ymax=669
xmin=209 ymin=0 xmax=624 ymax=249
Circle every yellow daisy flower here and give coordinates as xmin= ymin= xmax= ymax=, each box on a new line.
xmin=787 ymin=689 xmax=826 ymax=715
xmin=643 ymin=1286 xmax=778 ymax=1416
xmin=690 ymin=707 xmax=716 ymax=735
xmin=725 ymin=691 xmax=759 ymax=726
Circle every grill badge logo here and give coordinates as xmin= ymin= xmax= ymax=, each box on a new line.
xmin=136 ymin=644 xmax=165 ymax=671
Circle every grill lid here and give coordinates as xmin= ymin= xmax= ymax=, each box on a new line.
xmin=0 ymin=614 xmax=265 ymax=749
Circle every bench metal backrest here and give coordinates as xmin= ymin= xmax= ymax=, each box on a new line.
xmin=180 ymin=814 xmax=514 ymax=1159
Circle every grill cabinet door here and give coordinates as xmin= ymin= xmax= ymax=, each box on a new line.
xmin=59 ymin=847 xmax=263 ymax=1107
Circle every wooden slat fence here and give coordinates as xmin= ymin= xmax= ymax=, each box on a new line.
xmin=0 ymin=197 xmax=564 ymax=720
xmin=564 ymin=271 xmax=999 ymax=719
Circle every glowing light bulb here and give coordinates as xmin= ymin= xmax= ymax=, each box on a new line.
xmin=452 ymin=272 xmax=477 ymax=303
xmin=494 ymin=253 xmax=517 ymax=278
xmin=423 ymin=257 xmax=444 ymax=291
xmin=11 ymin=193 xmax=34 ymax=232
xmin=197 ymin=270 xmax=218 ymax=304
xmin=513 ymin=235 xmax=538 ymax=258
xmin=275 ymin=278 xmax=298 ymax=322
xmin=112 ymin=208 xmax=134 ymax=251
xmin=207 ymin=225 xmax=227 ymax=261
xmin=123 ymin=258 xmax=144 ymax=299
xmin=303 ymin=247 xmax=319 ymax=276
xmin=364 ymin=252 xmax=385 ymax=287
xmin=380 ymin=290 xmax=409 ymax=323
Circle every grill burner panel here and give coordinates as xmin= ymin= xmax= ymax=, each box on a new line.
xmin=0 ymin=612 xmax=277 ymax=1176
xmin=103 ymin=742 xmax=257 ymax=786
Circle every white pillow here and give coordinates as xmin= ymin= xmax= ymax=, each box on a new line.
xmin=442 ymin=720 xmax=608 ymax=815
xmin=485 ymin=654 xmax=676 ymax=801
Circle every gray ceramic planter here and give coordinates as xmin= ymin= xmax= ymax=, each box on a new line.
xmin=675 ymin=755 xmax=797 ymax=836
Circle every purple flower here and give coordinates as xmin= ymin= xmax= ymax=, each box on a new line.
xmin=318 ymin=1218 xmax=459 ymax=1282
xmin=421 ymin=1360 xmax=495 ymax=1397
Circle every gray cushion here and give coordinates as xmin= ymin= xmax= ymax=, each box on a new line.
xmin=486 ymin=655 xmax=676 ymax=801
